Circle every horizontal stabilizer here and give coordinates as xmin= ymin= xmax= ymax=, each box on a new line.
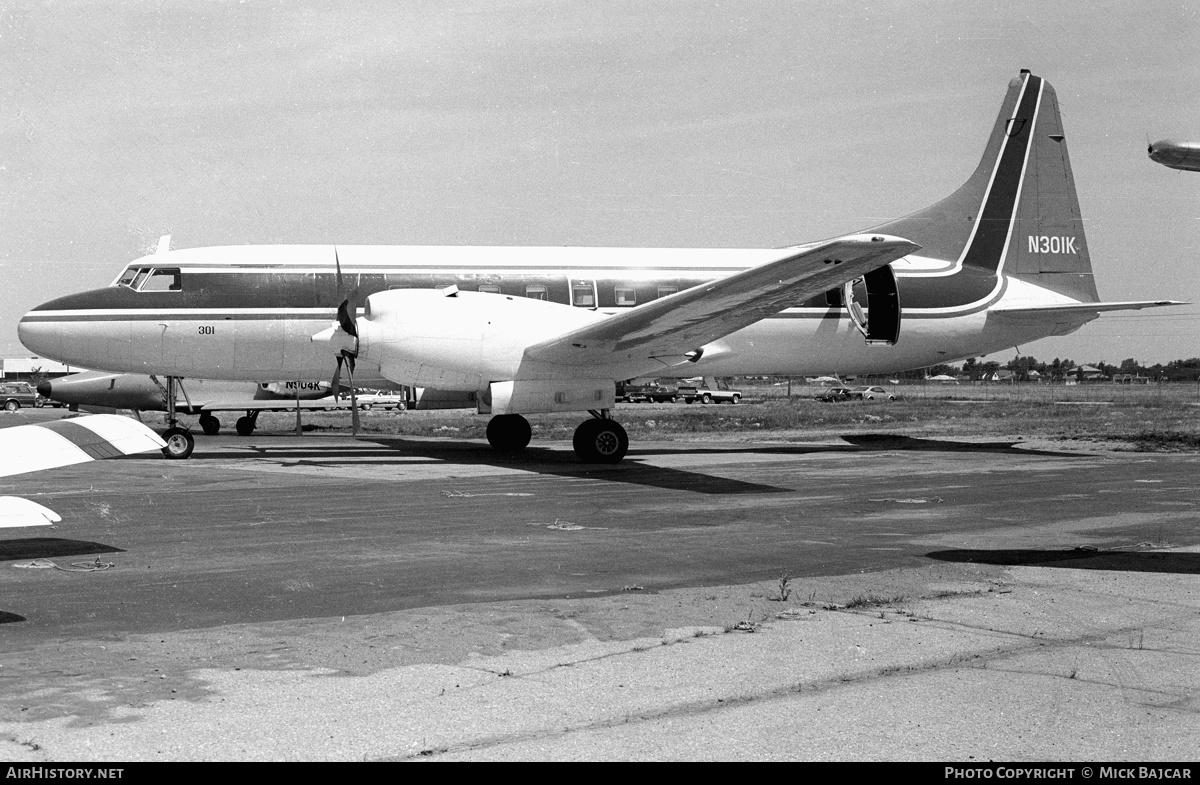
xmin=991 ymin=300 xmax=1185 ymax=317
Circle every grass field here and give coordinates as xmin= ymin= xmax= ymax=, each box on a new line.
xmin=249 ymin=382 xmax=1200 ymax=452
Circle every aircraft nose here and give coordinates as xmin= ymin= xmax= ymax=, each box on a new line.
xmin=36 ymin=381 xmax=52 ymax=398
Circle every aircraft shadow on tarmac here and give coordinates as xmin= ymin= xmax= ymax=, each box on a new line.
xmin=191 ymin=431 xmax=1087 ymax=495
xmin=218 ymin=439 xmax=791 ymax=495
xmin=928 ymin=548 xmax=1200 ymax=575
xmin=0 ymin=537 xmax=126 ymax=563
xmin=839 ymin=434 xmax=1083 ymax=458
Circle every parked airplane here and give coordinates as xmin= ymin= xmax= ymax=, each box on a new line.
xmin=19 ymin=71 xmax=1179 ymax=463
xmin=0 ymin=414 xmax=165 ymax=527
xmin=37 ymin=372 xmax=341 ymax=444
xmin=1147 ymin=139 xmax=1200 ymax=172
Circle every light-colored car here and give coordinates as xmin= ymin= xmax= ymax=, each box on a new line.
xmin=353 ymin=391 xmax=408 ymax=410
xmin=851 ymin=385 xmax=897 ymax=401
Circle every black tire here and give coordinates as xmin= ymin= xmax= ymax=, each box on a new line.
xmin=199 ymin=414 xmax=220 ymax=436
xmin=3 ymin=400 xmax=19 ymax=412
xmin=730 ymin=394 xmax=741 ymax=404
xmin=161 ymin=427 xmax=195 ymax=459
xmin=486 ymin=414 xmax=532 ymax=452
xmin=572 ymin=419 xmax=628 ymax=464
xmin=235 ymin=416 xmax=256 ymax=436
xmin=701 ymin=393 xmax=713 ymax=404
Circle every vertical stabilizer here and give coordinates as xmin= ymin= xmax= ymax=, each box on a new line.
xmin=871 ymin=71 xmax=1099 ymax=302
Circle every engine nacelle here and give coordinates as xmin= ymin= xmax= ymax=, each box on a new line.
xmin=356 ymin=288 xmax=605 ymax=390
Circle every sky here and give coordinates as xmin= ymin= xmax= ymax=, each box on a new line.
xmin=1 ymin=0 xmax=1198 ymax=369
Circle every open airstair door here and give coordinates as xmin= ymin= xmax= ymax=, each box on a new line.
xmin=844 ymin=264 xmax=901 ymax=345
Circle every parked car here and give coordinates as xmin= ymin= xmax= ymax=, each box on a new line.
xmin=677 ymin=377 xmax=742 ymax=404
xmin=1 ymin=382 xmax=40 ymax=411
xmin=850 ymin=385 xmax=897 ymax=401
xmin=617 ymin=380 xmax=678 ymax=403
xmin=353 ymin=391 xmax=408 ymax=410
xmin=813 ymin=386 xmax=854 ymax=402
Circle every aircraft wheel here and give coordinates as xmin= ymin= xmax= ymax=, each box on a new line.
xmin=486 ymin=414 xmax=532 ymax=452
xmin=235 ymin=416 xmax=256 ymax=436
xmin=572 ymin=419 xmax=628 ymax=464
xmin=199 ymin=414 xmax=220 ymax=435
xmin=161 ymin=427 xmax=195 ymax=460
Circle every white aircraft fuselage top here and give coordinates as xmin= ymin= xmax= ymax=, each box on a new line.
xmin=18 ymin=71 xmax=1180 ymax=397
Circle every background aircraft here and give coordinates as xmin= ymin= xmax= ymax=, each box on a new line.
xmin=37 ymin=372 xmax=349 ymax=447
xmin=1147 ymin=139 xmax=1200 ymax=171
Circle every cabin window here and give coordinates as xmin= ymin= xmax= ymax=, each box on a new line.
xmin=571 ymin=281 xmax=596 ymax=308
xmin=139 ymin=268 xmax=182 ymax=292
xmin=131 ymin=269 xmax=152 ymax=290
xmin=525 ymin=285 xmax=548 ymax=300
xmin=656 ymin=286 xmax=678 ymax=299
xmin=614 ymin=286 xmax=636 ymax=306
xmin=478 ymin=284 xmax=501 ymax=294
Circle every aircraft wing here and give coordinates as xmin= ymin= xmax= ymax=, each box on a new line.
xmin=523 ymin=234 xmax=919 ymax=366
xmin=188 ymin=399 xmax=356 ymax=412
xmin=0 ymin=415 xmax=166 ymax=479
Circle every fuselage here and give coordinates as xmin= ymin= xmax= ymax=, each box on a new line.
xmin=18 ymin=242 xmax=1091 ymax=387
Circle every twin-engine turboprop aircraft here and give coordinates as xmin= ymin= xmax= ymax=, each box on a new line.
xmin=19 ymin=71 xmax=1179 ymax=463
xmin=37 ymin=372 xmax=341 ymax=443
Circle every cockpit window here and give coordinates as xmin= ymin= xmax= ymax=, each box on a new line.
xmin=140 ymin=268 xmax=182 ymax=291
xmin=115 ymin=266 xmax=182 ymax=291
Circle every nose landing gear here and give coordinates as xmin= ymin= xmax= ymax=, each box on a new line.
xmin=156 ymin=375 xmax=195 ymax=459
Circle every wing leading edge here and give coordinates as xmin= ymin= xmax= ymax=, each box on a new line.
xmin=523 ymin=233 xmax=920 ymax=367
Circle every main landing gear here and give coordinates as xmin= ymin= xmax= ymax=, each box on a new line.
xmin=235 ymin=410 xmax=260 ymax=436
xmin=484 ymin=411 xmax=628 ymax=463
xmin=199 ymin=414 xmax=220 ymax=436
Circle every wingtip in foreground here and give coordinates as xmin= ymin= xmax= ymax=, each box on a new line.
xmin=0 ymin=414 xmax=167 ymax=479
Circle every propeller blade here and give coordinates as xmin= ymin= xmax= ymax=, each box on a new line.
xmin=331 ymin=354 xmax=344 ymax=400
xmin=337 ymin=299 xmax=358 ymax=339
xmin=347 ymin=359 xmax=361 ymax=435
xmin=334 ymin=247 xmax=344 ymax=300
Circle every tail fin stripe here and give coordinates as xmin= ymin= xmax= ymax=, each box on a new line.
xmin=961 ymin=75 xmax=1042 ymax=273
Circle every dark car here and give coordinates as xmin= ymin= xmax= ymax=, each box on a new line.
xmin=813 ymin=386 xmax=853 ymax=402
xmin=1 ymin=382 xmax=41 ymax=411
xmin=617 ymin=380 xmax=677 ymax=403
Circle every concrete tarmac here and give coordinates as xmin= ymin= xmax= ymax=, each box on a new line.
xmin=0 ymin=415 xmax=1197 ymax=760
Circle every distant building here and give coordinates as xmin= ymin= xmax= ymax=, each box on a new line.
xmin=0 ymin=357 xmax=86 ymax=381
